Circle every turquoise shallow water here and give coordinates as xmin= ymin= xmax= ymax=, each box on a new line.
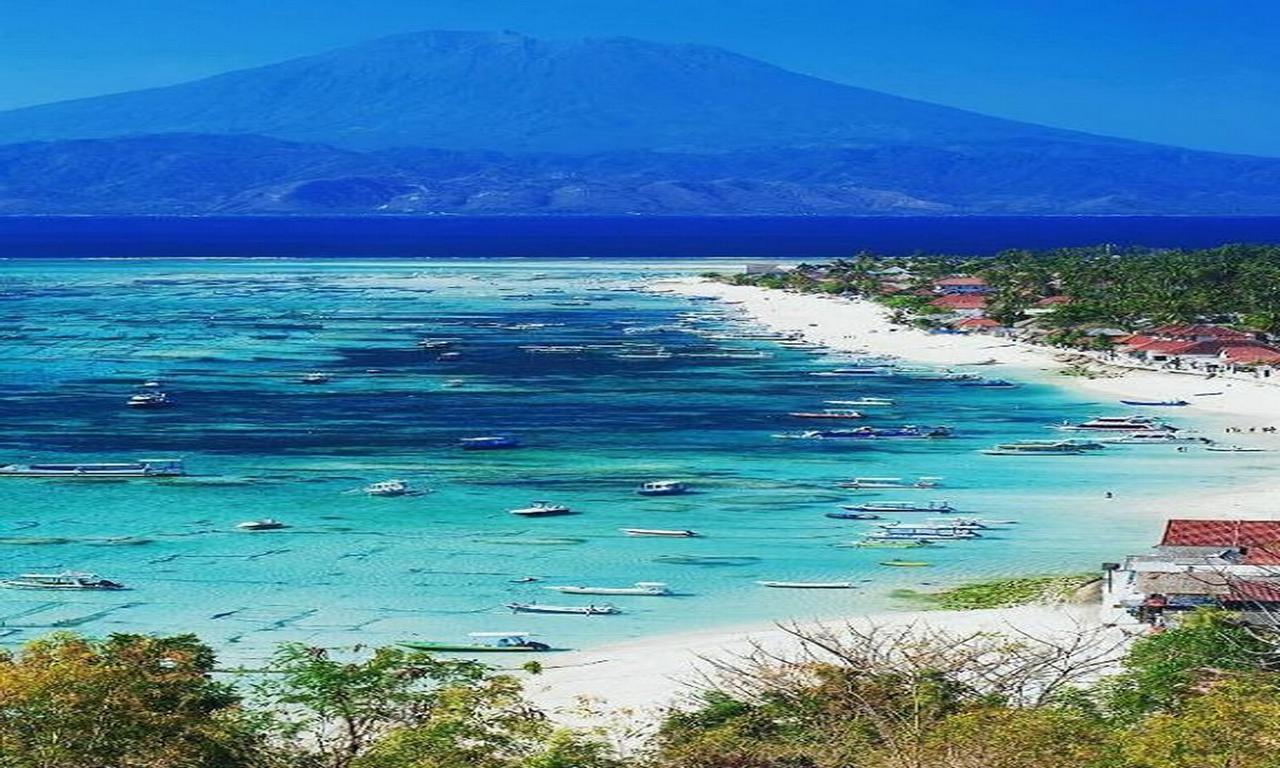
xmin=0 ymin=258 xmax=1247 ymax=661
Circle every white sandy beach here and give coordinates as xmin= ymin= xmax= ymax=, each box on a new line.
xmin=527 ymin=277 xmax=1280 ymax=717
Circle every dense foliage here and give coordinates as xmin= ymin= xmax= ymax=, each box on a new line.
xmin=4 ymin=609 xmax=1280 ymax=767
xmin=727 ymin=244 xmax=1280 ymax=336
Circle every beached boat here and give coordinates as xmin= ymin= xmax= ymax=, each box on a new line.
xmin=756 ymin=580 xmax=856 ymax=589
xmin=459 ymin=435 xmax=520 ymax=450
xmin=981 ymin=442 xmax=1088 ymax=456
xmin=402 ymin=632 xmax=553 ymax=652
xmin=637 ymin=480 xmax=688 ymax=496
xmin=1120 ymin=399 xmax=1189 ymax=406
xmin=1206 ymin=445 xmax=1267 ymax=453
xmin=838 ymin=476 xmax=943 ymax=490
xmin=364 ymin=479 xmax=412 ymax=496
xmin=2 ymin=571 xmax=125 ymax=590
xmin=0 ymin=458 xmax=185 ymax=478
xmin=548 ymin=582 xmax=671 ymax=596
xmin=236 ymin=518 xmax=286 ymax=530
xmin=825 ymin=397 xmax=895 ymax=407
xmin=510 ymin=502 xmax=573 ymax=517
xmin=300 ymin=372 xmax=331 ymax=384
xmin=843 ymin=501 xmax=955 ymax=513
xmin=621 ymin=528 xmax=699 ymax=537
xmin=126 ymin=392 xmax=171 ymax=408
xmin=506 ymin=603 xmax=618 ymax=615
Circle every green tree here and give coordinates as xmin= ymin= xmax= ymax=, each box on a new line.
xmin=1122 ymin=676 xmax=1280 ymax=768
xmin=0 ymin=632 xmax=268 ymax=768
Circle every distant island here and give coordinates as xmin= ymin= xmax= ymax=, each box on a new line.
xmin=0 ymin=30 xmax=1279 ymax=215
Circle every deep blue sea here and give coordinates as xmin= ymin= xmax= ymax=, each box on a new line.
xmin=5 ymin=215 xmax=1280 ymax=258
xmin=1 ymin=215 xmax=1277 ymax=661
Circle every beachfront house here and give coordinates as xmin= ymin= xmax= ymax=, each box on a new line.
xmin=1110 ymin=323 xmax=1280 ymax=374
xmin=929 ymin=293 xmax=988 ymax=319
xmin=1106 ymin=519 xmax=1280 ymax=627
xmin=932 ymin=276 xmax=992 ymax=295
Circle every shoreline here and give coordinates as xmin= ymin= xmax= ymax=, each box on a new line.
xmin=528 ymin=276 xmax=1280 ymax=715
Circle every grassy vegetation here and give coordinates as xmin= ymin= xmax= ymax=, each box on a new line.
xmin=895 ymin=573 xmax=1100 ymax=610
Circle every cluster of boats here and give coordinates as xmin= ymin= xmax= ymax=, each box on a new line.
xmin=982 ymin=415 xmax=1217 ymax=455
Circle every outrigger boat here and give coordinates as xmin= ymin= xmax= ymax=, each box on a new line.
xmin=838 ymin=476 xmax=943 ymax=490
xmin=1120 ymin=399 xmax=1189 ymax=406
xmin=876 ymin=522 xmax=982 ymax=537
xmin=787 ymin=426 xmax=953 ymax=441
xmin=548 ymin=582 xmax=671 ymax=596
xmin=637 ymin=480 xmax=688 ymax=496
xmin=880 ymin=560 xmax=931 ymax=567
xmin=981 ymin=442 xmax=1088 ymax=456
xmin=810 ymin=367 xmax=890 ymax=377
xmin=826 ymin=511 xmax=881 ymax=520
xmin=402 ymin=632 xmax=553 ymax=652
xmin=1206 ymin=445 xmax=1267 ymax=453
xmin=842 ymin=500 xmax=955 ymax=514
xmin=506 ymin=603 xmax=618 ymax=615
xmin=825 ymin=397 xmax=894 ymax=407
xmin=788 ymin=409 xmax=864 ymax=420
xmin=1097 ymin=432 xmax=1210 ymax=445
xmin=757 ymin=580 xmax=856 ymax=589
xmin=844 ymin=539 xmax=933 ymax=549
xmin=865 ymin=527 xmax=978 ymax=541
xmin=960 ymin=379 xmax=1017 ymax=388
xmin=300 ymin=372 xmax=331 ymax=384
xmin=2 ymin=571 xmax=125 ymax=590
xmin=510 ymin=502 xmax=574 ymax=517
xmin=0 ymin=458 xmax=185 ymax=478
xmin=621 ymin=528 xmax=699 ymax=537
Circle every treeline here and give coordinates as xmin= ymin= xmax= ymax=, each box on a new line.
xmin=726 ymin=243 xmax=1280 ymax=335
xmin=4 ymin=608 xmax=1280 ymax=767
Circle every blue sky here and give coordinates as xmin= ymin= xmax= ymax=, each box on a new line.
xmin=2 ymin=0 xmax=1276 ymax=156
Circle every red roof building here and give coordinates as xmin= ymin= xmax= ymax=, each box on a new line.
xmin=1036 ymin=295 xmax=1072 ymax=307
xmin=1148 ymin=324 xmax=1254 ymax=341
xmin=929 ymin=294 xmax=988 ymax=312
xmin=1221 ymin=345 xmax=1280 ymax=365
xmin=954 ymin=317 xmax=1000 ymax=331
xmin=1159 ymin=519 xmax=1280 ymax=565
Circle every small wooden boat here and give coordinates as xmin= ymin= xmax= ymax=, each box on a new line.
xmin=510 ymin=502 xmax=574 ymax=517
xmin=1206 ymin=445 xmax=1267 ymax=453
xmin=506 ymin=603 xmax=618 ymax=615
xmin=621 ymin=528 xmax=699 ymax=537
xmin=1120 ymin=399 xmax=1189 ymax=406
xmin=401 ymin=632 xmax=553 ymax=652
xmin=825 ymin=511 xmax=881 ymax=520
xmin=880 ymin=560 xmax=931 ymax=567
xmin=2 ymin=571 xmax=126 ymax=590
xmin=843 ymin=539 xmax=932 ymax=549
xmin=757 ymin=580 xmax=856 ymax=589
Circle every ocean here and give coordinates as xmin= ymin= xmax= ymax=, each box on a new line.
xmin=0 ymin=252 xmax=1262 ymax=662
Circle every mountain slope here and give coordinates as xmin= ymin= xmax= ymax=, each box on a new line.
xmin=3 ymin=133 xmax=1279 ymax=215
xmin=0 ymin=30 xmax=1130 ymax=153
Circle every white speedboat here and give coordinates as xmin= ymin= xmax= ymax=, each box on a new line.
xmin=506 ymin=603 xmax=619 ymax=615
xmin=788 ymin=409 xmax=863 ymax=420
xmin=838 ymin=476 xmax=943 ymax=490
xmin=637 ymin=480 xmax=688 ymax=496
xmin=364 ymin=480 xmax=411 ymax=496
xmin=1057 ymin=415 xmax=1172 ymax=432
xmin=548 ymin=582 xmax=671 ymax=596
xmin=237 ymin=518 xmax=287 ymax=530
xmin=2 ymin=571 xmax=125 ymax=590
xmin=510 ymin=502 xmax=573 ymax=517
xmin=300 ymin=372 xmax=331 ymax=384
xmin=0 ymin=459 xmax=185 ymax=478
xmin=621 ymin=528 xmax=699 ymax=537
xmin=757 ymin=580 xmax=856 ymax=589
xmin=825 ymin=397 xmax=894 ymax=407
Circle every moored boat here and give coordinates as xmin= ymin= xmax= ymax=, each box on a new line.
xmin=0 ymin=458 xmax=185 ymax=478
xmin=364 ymin=479 xmax=412 ymax=496
xmin=1096 ymin=432 xmax=1210 ymax=445
xmin=2 ymin=571 xmax=125 ymax=590
xmin=825 ymin=397 xmax=894 ymax=407
xmin=1057 ymin=415 xmax=1174 ymax=432
xmin=1206 ymin=445 xmax=1267 ymax=453
xmin=459 ymin=435 xmax=521 ymax=450
xmin=838 ymin=476 xmax=943 ymax=490
xmin=510 ymin=502 xmax=573 ymax=517
xmin=402 ymin=632 xmax=553 ymax=652
xmin=506 ymin=603 xmax=618 ymax=615
xmin=842 ymin=500 xmax=955 ymax=514
xmin=236 ymin=518 xmax=286 ymax=530
xmin=126 ymin=392 xmax=171 ymax=408
xmin=637 ymin=480 xmax=688 ymax=496
xmin=300 ymin=372 xmax=331 ymax=384
xmin=1120 ymin=399 xmax=1189 ymax=406
xmin=756 ymin=580 xmax=856 ymax=589
xmin=788 ymin=409 xmax=863 ymax=420
xmin=621 ymin=528 xmax=699 ymax=537
xmin=548 ymin=582 xmax=671 ymax=596
xmin=981 ymin=442 xmax=1088 ymax=456
xmin=825 ymin=511 xmax=881 ymax=520
xmin=880 ymin=560 xmax=931 ymax=567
